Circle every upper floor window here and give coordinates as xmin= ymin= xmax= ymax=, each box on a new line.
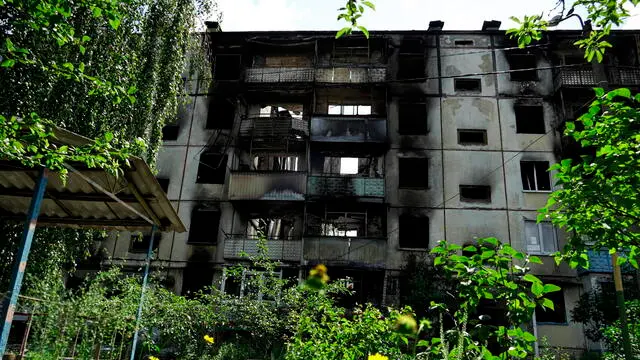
xmin=536 ymin=286 xmax=567 ymax=324
xmin=515 ymin=105 xmax=545 ymax=134
xmin=196 ymin=153 xmax=227 ymax=184
xmin=399 ymin=157 xmax=429 ymax=189
xmin=520 ymin=161 xmax=551 ymax=191
xmin=454 ymin=78 xmax=481 ymax=93
xmin=129 ymin=233 xmax=159 ymax=253
xmin=398 ymin=102 xmax=428 ymax=135
xmin=525 ymin=220 xmax=557 ymax=255
xmin=188 ymin=208 xmax=220 ymax=244
xmin=399 ymin=214 xmax=429 ymax=249
xmin=328 ymin=104 xmax=372 ymax=115
xmin=509 ymin=54 xmax=538 ymax=81
xmin=459 ymin=185 xmax=491 ymax=202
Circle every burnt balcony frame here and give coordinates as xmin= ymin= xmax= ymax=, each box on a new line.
xmin=223 ymin=233 xmax=302 ymax=262
xmin=310 ymin=115 xmax=388 ymax=143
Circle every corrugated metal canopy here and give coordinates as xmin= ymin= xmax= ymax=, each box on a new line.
xmin=0 ymin=128 xmax=185 ymax=232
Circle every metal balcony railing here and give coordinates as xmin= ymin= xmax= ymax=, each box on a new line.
xmin=244 ymin=67 xmax=315 ymax=83
xmin=310 ymin=116 xmax=387 ymax=143
xmin=224 ymin=234 xmax=302 ymax=262
xmin=228 ymin=171 xmax=307 ymax=201
xmin=303 ymin=237 xmax=386 ymax=267
xmin=243 ymin=66 xmax=387 ymax=84
xmin=239 ymin=116 xmax=309 ymax=139
xmin=315 ymin=67 xmax=387 ymax=83
xmin=307 ymin=176 xmax=385 ymax=198
xmin=554 ymin=65 xmax=640 ymax=90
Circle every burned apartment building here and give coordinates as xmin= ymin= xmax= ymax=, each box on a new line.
xmin=99 ymin=21 xmax=640 ymax=354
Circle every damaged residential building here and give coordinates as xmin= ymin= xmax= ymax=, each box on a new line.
xmin=98 ymin=21 xmax=640 ymax=354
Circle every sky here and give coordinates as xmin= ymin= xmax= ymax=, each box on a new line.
xmin=214 ymin=0 xmax=640 ymax=32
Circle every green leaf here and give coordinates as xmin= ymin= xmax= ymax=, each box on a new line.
xmin=607 ymin=88 xmax=631 ymax=100
xmin=92 ymin=7 xmax=102 ymax=17
xmin=78 ymin=62 xmax=85 ymax=72
xmin=362 ymin=1 xmax=375 ymax=10
xmin=109 ymin=18 xmax=121 ymax=30
xmin=617 ymin=256 xmax=628 ymax=266
xmin=82 ymin=35 xmax=91 ymax=42
xmin=531 ymin=282 xmax=544 ymax=297
xmin=79 ymin=45 xmax=86 ymax=55
xmin=357 ymin=26 xmax=369 ymax=39
xmin=541 ymin=297 xmax=554 ymax=310
xmin=336 ymin=26 xmax=351 ymax=39
xmin=522 ymin=331 xmax=537 ymax=342
xmin=1 ymin=59 xmax=16 ymax=67
xmin=523 ymin=274 xmax=540 ymax=283
xmin=104 ymin=132 xmax=114 ymax=142
xmin=543 ymin=284 xmax=561 ymax=293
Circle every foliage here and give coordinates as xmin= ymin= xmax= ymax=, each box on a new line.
xmin=602 ymin=300 xmax=640 ymax=359
xmin=507 ymin=0 xmax=639 ymax=62
xmin=535 ymin=337 xmax=574 ymax=360
xmin=538 ymin=88 xmax=640 ymax=267
xmin=426 ymin=238 xmax=559 ymax=359
xmin=336 ymin=0 xmax=375 ymax=38
xmin=572 ymin=276 xmax=640 ymax=342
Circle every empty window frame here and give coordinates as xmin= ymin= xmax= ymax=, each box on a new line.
xmin=454 ymin=78 xmax=482 ymax=92
xmin=509 ymin=54 xmax=538 ymax=81
xmin=398 ymin=55 xmax=426 ymax=80
xmin=253 ymin=155 xmax=300 ymax=171
xmin=399 ymin=215 xmax=429 ymax=249
xmin=214 ymin=54 xmax=241 ymax=80
xmin=535 ymin=286 xmax=567 ymax=324
xmin=457 ymin=129 xmax=487 ymax=145
xmin=399 ymin=158 xmax=429 ymax=189
xmin=398 ymin=103 xmax=428 ymax=135
xmin=129 ymin=233 xmax=159 ymax=253
xmin=311 ymin=155 xmax=384 ymax=178
xmin=247 ymin=218 xmax=296 ymax=240
xmin=520 ymin=161 xmax=551 ymax=191
xmin=328 ymin=104 xmax=372 ymax=115
xmin=321 ymin=212 xmax=366 ymax=237
xmin=459 ymin=185 xmax=491 ymax=202
xmin=206 ymin=98 xmax=235 ymax=129
xmin=515 ymin=105 xmax=545 ymax=134
xmin=524 ymin=220 xmax=557 ymax=254
xmin=188 ymin=208 xmax=220 ymax=244
xmin=454 ymin=39 xmax=474 ymax=46
xmin=162 ymin=124 xmax=179 ymax=141
xmin=196 ymin=153 xmax=227 ymax=184
xmin=156 ymin=178 xmax=170 ymax=193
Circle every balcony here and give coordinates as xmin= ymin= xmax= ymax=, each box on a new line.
xmin=315 ymin=67 xmax=387 ymax=84
xmin=244 ymin=67 xmax=314 ymax=83
xmin=303 ymin=237 xmax=386 ymax=267
xmin=307 ymin=176 xmax=384 ymax=199
xmin=239 ymin=116 xmax=309 ymax=140
xmin=224 ymin=235 xmax=302 ymax=262
xmin=310 ymin=116 xmax=387 ymax=143
xmin=554 ymin=65 xmax=640 ymax=90
xmin=228 ymin=171 xmax=306 ymax=201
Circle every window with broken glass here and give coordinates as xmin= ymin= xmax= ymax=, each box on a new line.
xmin=246 ymin=218 xmax=296 ymax=240
xmin=520 ymin=161 xmax=551 ymax=191
xmin=310 ymin=154 xmax=384 ymax=178
xmin=306 ymin=206 xmax=385 ymax=238
xmin=328 ymin=104 xmax=372 ymax=116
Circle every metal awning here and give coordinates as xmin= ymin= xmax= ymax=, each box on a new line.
xmin=0 ymin=128 xmax=185 ymax=232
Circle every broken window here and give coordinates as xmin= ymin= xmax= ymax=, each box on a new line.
xmin=196 ymin=153 xmax=227 ymax=184
xmin=328 ymin=104 xmax=372 ymax=115
xmin=333 ymin=38 xmax=370 ymax=63
xmin=536 ymin=285 xmax=566 ymax=323
xmin=457 ymin=129 xmax=487 ymax=145
xmin=321 ymin=212 xmax=366 ymax=237
xmin=253 ymin=155 xmax=300 ymax=171
xmin=306 ymin=204 xmax=385 ymax=238
xmin=459 ymin=185 xmax=491 ymax=202
xmin=399 ymin=158 xmax=429 ymax=189
xmin=162 ymin=124 xmax=179 ymax=141
xmin=188 ymin=208 xmax=220 ymax=244
xmin=156 ymin=178 xmax=170 ymax=193
xmin=182 ymin=261 xmax=214 ymax=296
xmin=247 ymin=218 xmax=296 ymax=240
xmin=310 ymin=155 xmax=384 ymax=178
xmin=206 ymin=98 xmax=235 ymax=129
xmin=398 ymin=55 xmax=425 ymax=80
xmin=398 ymin=103 xmax=428 ymax=135
xmin=520 ymin=161 xmax=551 ymax=191
xmin=454 ymin=78 xmax=482 ymax=92
xmin=525 ymin=220 xmax=557 ymax=254
xmin=129 ymin=233 xmax=159 ymax=253
xmin=214 ymin=54 xmax=242 ymax=80
xmin=509 ymin=54 xmax=538 ymax=81
xmin=515 ymin=105 xmax=545 ymax=134
xmin=399 ymin=215 xmax=429 ymax=249
xmin=454 ymin=39 xmax=474 ymax=46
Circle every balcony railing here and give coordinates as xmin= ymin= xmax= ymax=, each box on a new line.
xmin=303 ymin=237 xmax=386 ymax=267
xmin=245 ymin=67 xmax=315 ymax=83
xmin=228 ymin=171 xmax=307 ymax=201
xmin=315 ymin=67 xmax=387 ymax=83
xmin=239 ymin=116 xmax=309 ymax=139
xmin=310 ymin=116 xmax=387 ymax=143
xmin=554 ymin=65 xmax=640 ymax=90
xmin=224 ymin=234 xmax=302 ymax=262
xmin=307 ymin=176 xmax=385 ymax=199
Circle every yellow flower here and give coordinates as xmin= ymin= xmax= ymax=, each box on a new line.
xmin=148 ymin=356 xmax=159 ymax=360
xmin=204 ymin=334 xmax=215 ymax=344
xmin=368 ymin=354 xmax=389 ymax=360
xmin=395 ymin=314 xmax=418 ymax=335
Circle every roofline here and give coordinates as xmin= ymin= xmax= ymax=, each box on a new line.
xmin=204 ymin=29 xmax=640 ymax=37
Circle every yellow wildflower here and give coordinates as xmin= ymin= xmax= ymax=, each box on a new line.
xmin=368 ymin=354 xmax=389 ymax=360
xmin=204 ymin=334 xmax=215 ymax=344
xmin=306 ymin=264 xmax=330 ymax=289
xmin=148 ymin=356 xmax=159 ymax=360
xmin=395 ymin=314 xmax=418 ymax=335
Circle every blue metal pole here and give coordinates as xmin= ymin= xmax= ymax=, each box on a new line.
xmin=0 ymin=167 xmax=48 ymax=356
xmin=130 ymin=224 xmax=157 ymax=360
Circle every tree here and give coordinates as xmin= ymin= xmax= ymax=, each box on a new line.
xmin=0 ymin=0 xmax=218 ymax=286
